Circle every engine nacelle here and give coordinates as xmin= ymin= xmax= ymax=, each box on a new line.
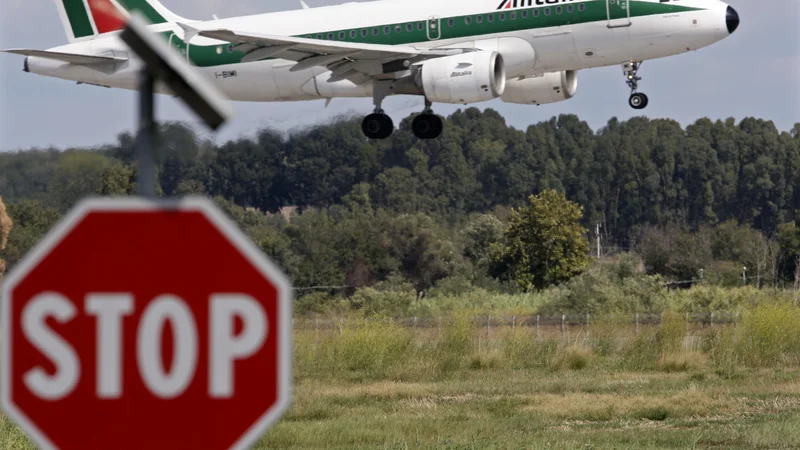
xmin=415 ymin=51 xmax=506 ymax=104
xmin=501 ymin=70 xmax=578 ymax=105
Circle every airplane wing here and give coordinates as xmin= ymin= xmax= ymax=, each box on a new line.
xmin=2 ymin=49 xmax=128 ymax=66
xmin=180 ymin=25 xmax=467 ymax=84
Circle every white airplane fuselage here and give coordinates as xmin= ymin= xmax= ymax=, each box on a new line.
xmin=24 ymin=0 xmax=738 ymax=103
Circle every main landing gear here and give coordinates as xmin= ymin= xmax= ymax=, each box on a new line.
xmin=361 ymin=81 xmax=443 ymax=140
xmin=623 ymin=61 xmax=648 ymax=110
xmin=362 ymin=80 xmax=394 ymax=140
xmin=411 ymin=99 xmax=443 ymax=140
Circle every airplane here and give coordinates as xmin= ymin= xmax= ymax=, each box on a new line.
xmin=3 ymin=0 xmax=739 ymax=140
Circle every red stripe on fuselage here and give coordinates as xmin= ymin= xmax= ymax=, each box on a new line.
xmin=88 ymin=0 xmax=126 ymax=33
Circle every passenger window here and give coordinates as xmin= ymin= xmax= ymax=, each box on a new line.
xmin=384 ymin=26 xmax=391 ymax=34
xmin=361 ymin=29 xmax=367 ymax=37
xmin=396 ymin=24 xmax=402 ymax=32
xmin=316 ymin=34 xmax=322 ymax=39
xmin=488 ymin=14 xmax=494 ymax=22
xmin=406 ymin=23 xmax=413 ymax=32
xmin=499 ymin=12 xmax=505 ymax=21
xmin=339 ymin=31 xmax=345 ymax=39
xmin=533 ymin=9 xmax=539 ymax=17
xmin=373 ymin=28 xmax=379 ymax=36
xmin=556 ymin=6 xmax=562 ymax=14
xmin=579 ymin=4 xmax=585 ymax=11
xmin=510 ymin=12 xmax=517 ymax=20
xmin=567 ymin=5 xmax=574 ymax=13
xmin=417 ymin=22 xmax=424 ymax=31
xmin=476 ymin=15 xmax=483 ymax=23
xmin=448 ymin=18 xmax=455 ymax=27
xmin=328 ymin=33 xmax=334 ymax=39
xmin=521 ymin=10 xmax=528 ymax=18
xmin=465 ymin=17 xmax=472 ymax=25
xmin=350 ymin=30 xmax=357 ymax=38
xmin=544 ymin=7 xmax=551 ymax=15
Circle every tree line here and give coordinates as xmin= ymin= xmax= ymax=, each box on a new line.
xmin=1 ymin=110 xmax=799 ymax=308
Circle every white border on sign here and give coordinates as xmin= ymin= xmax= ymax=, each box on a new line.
xmin=0 ymin=196 xmax=294 ymax=450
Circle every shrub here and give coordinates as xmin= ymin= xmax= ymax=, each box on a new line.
xmin=313 ymin=316 xmax=414 ymax=377
xmin=736 ymin=301 xmax=800 ymax=367
xmin=468 ymin=350 xmax=504 ymax=370
xmin=657 ymin=351 xmax=707 ymax=372
xmin=656 ymin=311 xmax=687 ymax=353
xmin=503 ymin=330 xmax=558 ymax=369
xmin=554 ymin=346 xmax=593 ymax=371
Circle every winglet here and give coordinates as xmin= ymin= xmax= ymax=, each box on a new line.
xmin=300 ymin=1 xmax=310 ymax=9
xmin=177 ymin=22 xmax=200 ymax=44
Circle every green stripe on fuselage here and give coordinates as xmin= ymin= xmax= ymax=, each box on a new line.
xmin=162 ymin=0 xmax=702 ymax=68
xmin=62 ymin=0 xmax=94 ymax=38
xmin=117 ymin=0 xmax=167 ymax=24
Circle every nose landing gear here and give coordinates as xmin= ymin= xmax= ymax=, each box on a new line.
xmin=623 ymin=61 xmax=648 ymax=110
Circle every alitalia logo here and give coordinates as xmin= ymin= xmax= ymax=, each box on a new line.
xmin=497 ymin=0 xmax=575 ymax=9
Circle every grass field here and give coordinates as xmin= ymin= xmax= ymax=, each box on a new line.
xmin=1 ymin=303 xmax=799 ymax=449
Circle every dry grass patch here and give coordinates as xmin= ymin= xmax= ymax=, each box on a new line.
xmin=522 ymin=389 xmax=733 ymax=421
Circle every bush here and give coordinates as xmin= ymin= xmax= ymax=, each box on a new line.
xmin=503 ymin=330 xmax=558 ymax=369
xmin=657 ymin=351 xmax=707 ymax=372
xmin=334 ymin=317 xmax=414 ymax=376
xmin=555 ymin=346 xmax=593 ymax=370
xmin=736 ymin=301 xmax=800 ymax=367
xmin=436 ymin=312 xmax=476 ymax=373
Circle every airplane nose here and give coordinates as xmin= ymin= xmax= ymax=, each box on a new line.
xmin=726 ymin=5 xmax=739 ymax=34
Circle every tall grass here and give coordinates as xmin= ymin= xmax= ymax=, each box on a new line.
xmin=293 ymin=302 xmax=800 ymax=382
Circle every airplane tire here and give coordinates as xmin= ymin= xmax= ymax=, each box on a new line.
xmin=629 ymin=93 xmax=649 ymax=110
xmin=362 ymin=114 xmax=394 ymax=139
xmin=412 ymin=114 xmax=443 ymax=139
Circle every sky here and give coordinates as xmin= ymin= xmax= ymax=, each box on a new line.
xmin=0 ymin=0 xmax=798 ymax=151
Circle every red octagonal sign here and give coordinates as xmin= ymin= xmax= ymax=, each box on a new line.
xmin=1 ymin=197 xmax=292 ymax=450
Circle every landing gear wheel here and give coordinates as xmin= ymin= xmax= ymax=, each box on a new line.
xmin=628 ymin=92 xmax=649 ymax=110
xmin=412 ymin=114 xmax=443 ymax=139
xmin=362 ymin=113 xmax=394 ymax=139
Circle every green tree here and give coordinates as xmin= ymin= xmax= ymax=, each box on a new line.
xmin=98 ymin=165 xmax=137 ymax=196
xmin=1 ymin=200 xmax=61 ymax=272
xmin=48 ymin=151 xmax=113 ymax=210
xmin=491 ymin=190 xmax=589 ymax=290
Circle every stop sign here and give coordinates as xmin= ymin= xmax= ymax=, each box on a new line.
xmin=0 ymin=197 xmax=292 ymax=450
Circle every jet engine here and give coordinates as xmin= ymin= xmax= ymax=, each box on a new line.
xmin=501 ymin=70 xmax=578 ymax=105
xmin=413 ymin=51 xmax=506 ymax=104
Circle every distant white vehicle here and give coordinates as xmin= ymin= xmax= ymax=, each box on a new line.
xmin=3 ymin=0 xmax=739 ymax=139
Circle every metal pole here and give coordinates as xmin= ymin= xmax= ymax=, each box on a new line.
xmin=136 ymin=70 xmax=157 ymax=198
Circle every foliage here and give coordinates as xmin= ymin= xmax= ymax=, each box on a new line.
xmin=48 ymin=151 xmax=113 ymax=211
xmin=491 ymin=190 xmax=590 ymax=291
xmin=0 ymin=200 xmax=61 ymax=272
xmin=98 ymin=165 xmax=137 ymax=196
xmin=0 ymin=197 xmax=11 ymax=279
xmin=1 ymin=111 xmax=799 ymax=313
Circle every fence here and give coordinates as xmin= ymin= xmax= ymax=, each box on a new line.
xmin=293 ymin=312 xmax=737 ymax=335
